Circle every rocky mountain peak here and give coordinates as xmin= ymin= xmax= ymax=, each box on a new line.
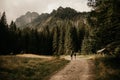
xmin=15 ymin=11 xmax=39 ymax=27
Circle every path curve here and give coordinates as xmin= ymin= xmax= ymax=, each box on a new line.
xmin=49 ymin=56 xmax=95 ymax=80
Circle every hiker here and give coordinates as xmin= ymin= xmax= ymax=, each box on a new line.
xmin=74 ymin=53 xmax=76 ymax=60
xmin=70 ymin=51 xmax=74 ymax=60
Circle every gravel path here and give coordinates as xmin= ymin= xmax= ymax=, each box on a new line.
xmin=49 ymin=56 xmax=95 ymax=80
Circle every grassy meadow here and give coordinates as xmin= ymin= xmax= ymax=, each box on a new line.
xmin=0 ymin=55 xmax=69 ymax=80
xmin=94 ymin=55 xmax=120 ymax=80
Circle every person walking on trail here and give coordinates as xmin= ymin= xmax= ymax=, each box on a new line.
xmin=70 ymin=51 xmax=74 ymax=60
xmin=70 ymin=51 xmax=77 ymax=60
xmin=74 ymin=53 xmax=76 ymax=60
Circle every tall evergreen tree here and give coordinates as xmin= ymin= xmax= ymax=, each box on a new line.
xmin=77 ymin=26 xmax=85 ymax=53
xmin=85 ymin=0 xmax=120 ymax=54
xmin=0 ymin=12 xmax=9 ymax=54
xmin=58 ymin=26 xmax=65 ymax=55
xmin=9 ymin=21 xmax=17 ymax=54
xmin=52 ymin=26 xmax=60 ymax=55
xmin=10 ymin=21 xmax=17 ymax=31
xmin=64 ymin=21 xmax=75 ymax=54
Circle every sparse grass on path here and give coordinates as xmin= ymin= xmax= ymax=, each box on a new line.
xmin=94 ymin=55 xmax=120 ymax=80
xmin=0 ymin=55 xmax=69 ymax=80
xmin=50 ymin=54 xmax=96 ymax=80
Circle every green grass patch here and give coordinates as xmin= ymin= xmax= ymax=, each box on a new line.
xmin=94 ymin=56 xmax=120 ymax=80
xmin=0 ymin=56 xmax=69 ymax=80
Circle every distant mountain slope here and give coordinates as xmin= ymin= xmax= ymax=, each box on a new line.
xmin=15 ymin=11 xmax=39 ymax=27
xmin=15 ymin=7 xmax=88 ymax=29
xmin=24 ymin=13 xmax=50 ymax=29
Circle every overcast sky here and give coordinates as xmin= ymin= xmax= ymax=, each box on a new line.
xmin=0 ymin=0 xmax=91 ymax=24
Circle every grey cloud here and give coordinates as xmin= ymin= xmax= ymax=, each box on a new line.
xmin=0 ymin=0 xmax=91 ymax=24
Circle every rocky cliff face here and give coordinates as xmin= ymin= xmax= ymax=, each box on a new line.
xmin=15 ymin=11 xmax=39 ymax=27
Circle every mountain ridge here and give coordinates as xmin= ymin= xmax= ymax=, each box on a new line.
xmin=15 ymin=7 xmax=88 ymax=29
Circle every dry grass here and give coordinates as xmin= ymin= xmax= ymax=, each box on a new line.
xmin=94 ymin=56 xmax=120 ymax=80
xmin=0 ymin=55 xmax=69 ymax=80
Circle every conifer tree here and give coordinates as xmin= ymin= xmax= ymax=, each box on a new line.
xmin=64 ymin=21 xmax=75 ymax=54
xmin=9 ymin=21 xmax=17 ymax=54
xmin=52 ymin=26 xmax=60 ymax=55
xmin=58 ymin=26 xmax=65 ymax=55
xmin=86 ymin=0 xmax=120 ymax=54
xmin=0 ymin=12 xmax=9 ymax=54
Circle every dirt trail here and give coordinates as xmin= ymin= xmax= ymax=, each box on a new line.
xmin=49 ymin=55 xmax=95 ymax=80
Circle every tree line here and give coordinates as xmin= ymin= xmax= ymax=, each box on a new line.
xmin=83 ymin=0 xmax=120 ymax=56
xmin=0 ymin=0 xmax=120 ymax=56
xmin=0 ymin=12 xmax=85 ymax=55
